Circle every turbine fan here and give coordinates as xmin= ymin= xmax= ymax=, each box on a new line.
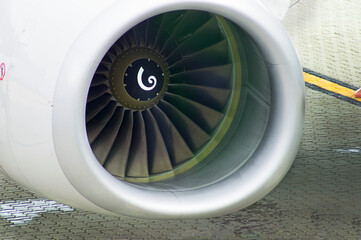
xmin=86 ymin=10 xmax=241 ymax=182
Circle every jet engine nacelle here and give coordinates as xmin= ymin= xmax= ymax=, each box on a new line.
xmin=0 ymin=0 xmax=304 ymax=218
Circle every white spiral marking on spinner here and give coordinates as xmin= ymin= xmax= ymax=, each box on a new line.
xmin=137 ymin=67 xmax=157 ymax=91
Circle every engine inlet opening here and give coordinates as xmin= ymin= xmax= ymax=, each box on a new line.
xmin=85 ymin=10 xmax=270 ymax=185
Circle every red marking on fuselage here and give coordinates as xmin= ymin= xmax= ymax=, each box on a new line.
xmin=0 ymin=63 xmax=5 ymax=81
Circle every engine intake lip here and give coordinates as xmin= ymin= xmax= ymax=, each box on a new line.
xmin=52 ymin=0 xmax=304 ymax=219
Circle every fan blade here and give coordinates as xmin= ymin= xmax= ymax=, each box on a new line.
xmin=144 ymin=15 xmax=163 ymax=49
xmin=167 ymin=84 xmax=231 ymax=111
xmin=166 ymin=17 xmax=225 ymax=64
xmin=126 ymin=111 xmax=149 ymax=177
xmin=151 ymin=106 xmax=194 ymax=165
xmin=169 ymin=39 xmax=230 ymax=73
xmin=124 ymin=28 xmax=138 ymax=48
xmin=132 ymin=20 xmax=148 ymax=47
xmin=153 ymin=11 xmax=185 ymax=51
xmin=95 ymin=64 xmax=110 ymax=76
xmin=158 ymin=100 xmax=211 ymax=152
xmin=164 ymin=93 xmax=224 ymax=134
xmin=87 ymin=84 xmax=110 ymax=102
xmin=86 ymin=93 xmax=112 ymax=122
xmin=117 ymin=36 xmax=131 ymax=50
xmin=103 ymin=110 xmax=134 ymax=178
xmin=87 ymin=101 xmax=117 ymax=144
xmin=91 ymin=108 xmax=125 ymax=165
xmin=110 ymin=43 xmax=123 ymax=56
xmin=143 ymin=110 xmax=173 ymax=174
xmin=160 ymin=11 xmax=212 ymax=55
xmin=90 ymin=74 xmax=108 ymax=87
xmin=101 ymin=55 xmax=113 ymax=66
xmin=169 ymin=64 xmax=233 ymax=89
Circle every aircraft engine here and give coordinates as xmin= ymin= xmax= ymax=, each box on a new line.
xmin=0 ymin=0 xmax=304 ymax=218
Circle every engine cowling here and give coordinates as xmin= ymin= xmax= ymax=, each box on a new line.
xmin=0 ymin=0 xmax=304 ymax=218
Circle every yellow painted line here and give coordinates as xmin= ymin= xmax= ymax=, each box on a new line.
xmin=303 ymin=72 xmax=361 ymax=102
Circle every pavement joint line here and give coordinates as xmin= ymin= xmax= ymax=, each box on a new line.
xmin=303 ymin=69 xmax=361 ymax=107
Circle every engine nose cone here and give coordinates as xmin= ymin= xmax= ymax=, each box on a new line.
xmin=109 ymin=48 xmax=169 ymax=110
xmin=124 ymin=58 xmax=165 ymax=101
